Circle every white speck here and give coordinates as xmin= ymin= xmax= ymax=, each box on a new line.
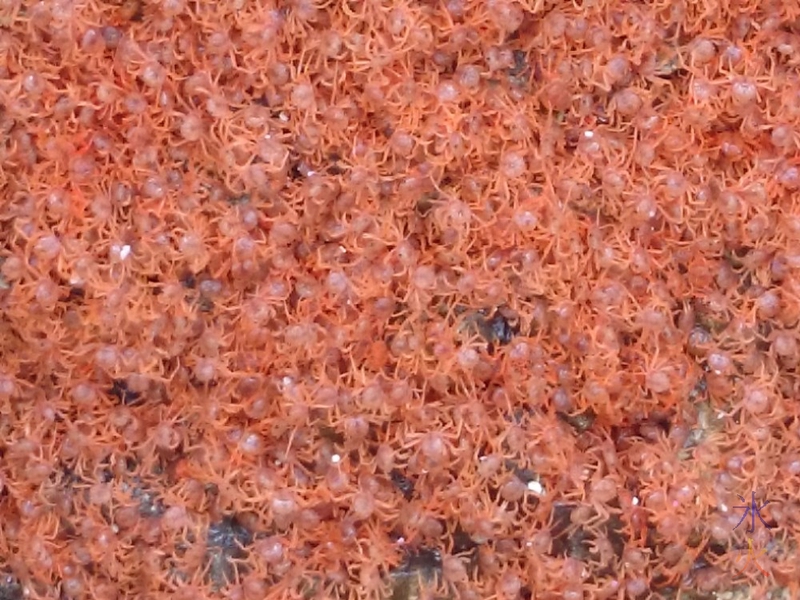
xmin=110 ymin=243 xmax=130 ymax=262
xmin=112 ymin=524 xmax=119 ymax=533
xmin=307 ymin=170 xmax=316 ymax=176
xmin=584 ymin=130 xmax=595 ymax=138
xmin=331 ymin=454 xmax=341 ymax=464
xmin=721 ymin=503 xmax=728 ymax=512
xmin=632 ymin=496 xmax=640 ymax=506
xmin=279 ymin=111 xmax=289 ymax=121
xmin=718 ymin=411 xmax=725 ymax=418
xmin=525 ymin=540 xmax=533 ymax=548
xmin=396 ymin=537 xmax=406 ymax=545
xmin=281 ymin=376 xmax=293 ymax=387
xmin=479 ymin=455 xmax=487 ymax=461
xmin=527 ymin=480 xmax=545 ymax=496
